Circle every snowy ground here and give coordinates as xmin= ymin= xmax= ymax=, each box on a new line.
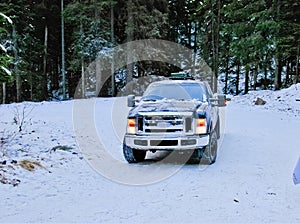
xmin=1 ymin=84 xmax=300 ymax=223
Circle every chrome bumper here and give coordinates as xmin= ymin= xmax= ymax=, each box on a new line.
xmin=124 ymin=134 xmax=209 ymax=150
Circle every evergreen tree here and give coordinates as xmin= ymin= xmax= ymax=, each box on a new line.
xmin=0 ymin=12 xmax=13 ymax=104
xmin=0 ymin=12 xmax=13 ymax=83
xmin=64 ymin=0 xmax=113 ymax=97
xmin=221 ymin=0 xmax=277 ymax=93
xmin=0 ymin=0 xmax=45 ymax=102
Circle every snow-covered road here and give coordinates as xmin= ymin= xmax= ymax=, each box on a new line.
xmin=1 ymin=94 xmax=300 ymax=222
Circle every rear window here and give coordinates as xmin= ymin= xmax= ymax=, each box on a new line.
xmin=143 ymin=83 xmax=204 ymax=101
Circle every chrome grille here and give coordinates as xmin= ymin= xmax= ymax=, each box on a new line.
xmin=139 ymin=113 xmax=194 ymax=134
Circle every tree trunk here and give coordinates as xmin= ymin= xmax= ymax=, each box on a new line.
xmin=295 ymin=43 xmax=299 ymax=84
xmin=286 ymin=59 xmax=290 ymax=87
xmin=187 ymin=22 xmax=192 ymax=48
xmin=274 ymin=53 xmax=282 ymax=90
xmin=81 ymin=58 xmax=85 ymax=98
xmin=42 ymin=25 xmax=48 ymax=100
xmin=79 ymin=21 xmax=85 ymax=98
xmin=111 ymin=3 xmax=115 ymax=97
xmin=126 ymin=0 xmax=134 ymax=89
xmin=30 ymin=70 xmax=33 ymax=101
xmin=264 ymin=65 xmax=268 ymax=90
xmin=95 ymin=57 xmax=102 ymax=96
xmin=236 ymin=62 xmax=240 ymax=95
xmin=192 ymin=22 xmax=198 ymax=77
xmin=213 ymin=0 xmax=221 ymax=93
xmin=54 ymin=58 xmax=60 ymax=90
xmin=224 ymin=34 xmax=230 ymax=94
xmin=253 ymin=61 xmax=258 ymax=90
xmin=244 ymin=64 xmax=250 ymax=94
xmin=61 ymin=0 xmax=66 ymax=99
xmin=12 ymin=25 xmax=21 ymax=102
xmin=211 ymin=0 xmax=221 ymax=93
xmin=2 ymin=82 xmax=6 ymax=104
xmin=274 ymin=0 xmax=282 ymax=90
xmin=224 ymin=54 xmax=229 ymax=94
xmin=210 ymin=0 xmax=215 ymax=91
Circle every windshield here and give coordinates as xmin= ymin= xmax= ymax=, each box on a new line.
xmin=142 ymin=83 xmax=204 ymax=101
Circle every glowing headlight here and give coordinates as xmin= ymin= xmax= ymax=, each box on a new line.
xmin=127 ymin=118 xmax=136 ymax=134
xmin=195 ymin=118 xmax=207 ymax=134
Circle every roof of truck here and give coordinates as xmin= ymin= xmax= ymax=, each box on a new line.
xmin=150 ymin=79 xmax=206 ymax=85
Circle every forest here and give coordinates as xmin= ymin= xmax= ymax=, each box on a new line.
xmin=0 ymin=0 xmax=299 ymax=103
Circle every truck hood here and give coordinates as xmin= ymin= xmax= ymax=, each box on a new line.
xmin=129 ymin=99 xmax=205 ymax=116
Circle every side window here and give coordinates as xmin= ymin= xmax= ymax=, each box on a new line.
xmin=203 ymin=82 xmax=213 ymax=99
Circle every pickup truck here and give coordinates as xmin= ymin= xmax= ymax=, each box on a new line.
xmin=123 ymin=74 xmax=227 ymax=164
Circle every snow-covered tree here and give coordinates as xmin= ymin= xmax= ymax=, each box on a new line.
xmin=0 ymin=13 xmax=13 ymax=82
xmin=0 ymin=12 xmax=13 ymax=103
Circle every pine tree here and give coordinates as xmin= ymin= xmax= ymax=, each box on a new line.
xmin=221 ymin=0 xmax=277 ymax=93
xmin=0 ymin=13 xmax=13 ymax=82
xmin=0 ymin=12 xmax=13 ymax=103
xmin=0 ymin=0 xmax=46 ymax=102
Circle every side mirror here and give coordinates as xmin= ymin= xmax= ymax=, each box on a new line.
xmin=127 ymin=95 xmax=135 ymax=107
xmin=210 ymin=94 xmax=228 ymax=107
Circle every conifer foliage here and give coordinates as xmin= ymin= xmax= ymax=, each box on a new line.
xmin=0 ymin=0 xmax=299 ymax=102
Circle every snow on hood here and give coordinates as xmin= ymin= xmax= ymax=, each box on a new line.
xmin=129 ymin=99 xmax=203 ymax=116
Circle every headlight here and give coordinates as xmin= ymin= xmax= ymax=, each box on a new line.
xmin=127 ymin=118 xmax=136 ymax=134
xmin=195 ymin=118 xmax=207 ymax=134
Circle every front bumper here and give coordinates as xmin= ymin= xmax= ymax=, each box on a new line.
xmin=124 ymin=134 xmax=209 ymax=150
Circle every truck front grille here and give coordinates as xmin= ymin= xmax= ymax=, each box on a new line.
xmin=139 ymin=113 xmax=194 ymax=134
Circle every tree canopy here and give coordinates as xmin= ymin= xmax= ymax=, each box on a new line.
xmin=0 ymin=0 xmax=299 ymax=102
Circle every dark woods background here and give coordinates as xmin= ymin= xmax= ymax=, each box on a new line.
xmin=0 ymin=0 xmax=299 ymax=103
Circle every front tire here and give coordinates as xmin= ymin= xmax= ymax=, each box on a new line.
xmin=123 ymin=143 xmax=146 ymax=163
xmin=200 ymin=130 xmax=218 ymax=165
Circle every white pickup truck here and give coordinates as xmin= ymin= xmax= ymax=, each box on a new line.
xmin=123 ymin=74 xmax=227 ymax=164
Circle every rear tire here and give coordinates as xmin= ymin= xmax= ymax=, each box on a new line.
xmin=123 ymin=143 xmax=146 ymax=163
xmin=200 ymin=130 xmax=218 ymax=165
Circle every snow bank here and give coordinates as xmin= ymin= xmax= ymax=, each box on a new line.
xmin=231 ymin=83 xmax=300 ymax=116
